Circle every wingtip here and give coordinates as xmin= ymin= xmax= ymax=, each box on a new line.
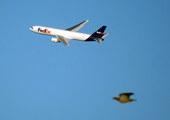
xmin=65 ymin=44 xmax=70 ymax=46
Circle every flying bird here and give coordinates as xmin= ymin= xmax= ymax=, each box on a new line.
xmin=113 ymin=93 xmax=136 ymax=103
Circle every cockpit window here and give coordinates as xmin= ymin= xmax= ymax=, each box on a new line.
xmin=31 ymin=27 xmax=33 ymax=29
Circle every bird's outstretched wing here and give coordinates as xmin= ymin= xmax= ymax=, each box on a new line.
xmin=119 ymin=93 xmax=134 ymax=98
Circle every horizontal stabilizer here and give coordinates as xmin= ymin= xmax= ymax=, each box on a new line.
xmin=95 ymin=38 xmax=102 ymax=43
xmin=102 ymin=33 xmax=109 ymax=38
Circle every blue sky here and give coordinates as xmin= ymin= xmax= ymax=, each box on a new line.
xmin=0 ymin=0 xmax=170 ymax=120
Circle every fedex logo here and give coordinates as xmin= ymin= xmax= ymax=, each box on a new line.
xmin=96 ymin=31 xmax=103 ymax=34
xmin=38 ymin=28 xmax=51 ymax=33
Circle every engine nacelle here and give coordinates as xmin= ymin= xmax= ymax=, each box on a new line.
xmin=51 ymin=38 xmax=60 ymax=43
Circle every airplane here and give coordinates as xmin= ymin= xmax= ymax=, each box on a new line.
xmin=29 ymin=20 xmax=108 ymax=46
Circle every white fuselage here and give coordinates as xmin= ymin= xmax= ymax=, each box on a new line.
xmin=30 ymin=26 xmax=91 ymax=41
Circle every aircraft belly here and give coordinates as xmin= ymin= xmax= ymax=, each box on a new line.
xmin=53 ymin=30 xmax=90 ymax=41
xmin=67 ymin=33 xmax=90 ymax=41
xmin=73 ymin=36 xmax=89 ymax=41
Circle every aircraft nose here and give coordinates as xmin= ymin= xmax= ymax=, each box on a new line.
xmin=30 ymin=27 xmax=33 ymax=30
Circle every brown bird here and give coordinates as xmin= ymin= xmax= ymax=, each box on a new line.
xmin=113 ymin=93 xmax=136 ymax=103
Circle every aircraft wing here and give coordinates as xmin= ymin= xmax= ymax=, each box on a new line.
xmin=56 ymin=35 xmax=70 ymax=46
xmin=66 ymin=20 xmax=89 ymax=32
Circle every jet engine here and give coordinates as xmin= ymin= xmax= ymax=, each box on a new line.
xmin=51 ymin=38 xmax=60 ymax=43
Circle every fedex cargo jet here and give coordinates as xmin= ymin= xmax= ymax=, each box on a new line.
xmin=30 ymin=20 xmax=108 ymax=46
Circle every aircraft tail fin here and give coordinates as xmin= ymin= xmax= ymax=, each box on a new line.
xmin=86 ymin=26 xmax=108 ymax=43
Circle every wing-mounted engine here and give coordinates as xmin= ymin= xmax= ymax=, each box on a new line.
xmin=51 ymin=38 xmax=60 ymax=43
